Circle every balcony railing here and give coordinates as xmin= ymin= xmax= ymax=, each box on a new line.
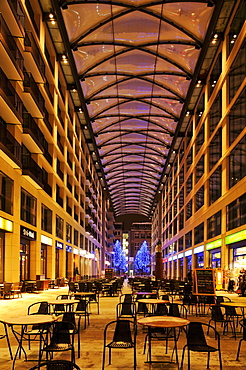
xmin=0 ymin=68 xmax=23 ymax=118
xmin=24 ymin=31 xmax=45 ymax=77
xmin=23 ymin=112 xmax=44 ymax=150
xmin=7 ymin=0 xmax=25 ymax=28
xmin=23 ymin=71 xmax=44 ymax=114
xmin=22 ymin=153 xmax=43 ymax=187
xmin=0 ymin=117 xmax=21 ymax=164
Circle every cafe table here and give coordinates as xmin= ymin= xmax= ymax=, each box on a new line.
xmin=138 ymin=315 xmax=189 ymax=368
xmin=220 ymin=301 xmax=246 ymax=316
xmin=138 ymin=299 xmax=169 ymax=314
xmin=48 ymin=299 xmax=79 ymax=314
xmin=2 ymin=314 xmax=59 ymax=369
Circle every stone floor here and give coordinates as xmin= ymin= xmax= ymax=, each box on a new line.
xmin=0 ymin=282 xmax=245 ymax=369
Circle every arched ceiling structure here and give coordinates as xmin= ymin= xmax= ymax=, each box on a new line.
xmin=50 ymin=0 xmax=224 ymax=217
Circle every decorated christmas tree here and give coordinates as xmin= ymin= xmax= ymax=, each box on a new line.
xmin=113 ymin=240 xmax=127 ymax=273
xmin=134 ymin=240 xmax=151 ymax=274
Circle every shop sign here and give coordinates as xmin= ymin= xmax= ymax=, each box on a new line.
xmin=185 ymin=250 xmax=192 ymax=257
xmin=80 ymin=249 xmax=87 ymax=256
xmin=56 ymin=241 xmax=63 ymax=249
xmin=226 ymin=229 xmax=246 ymax=245
xmin=0 ymin=217 xmax=13 ymax=232
xmin=73 ymin=248 xmax=79 ymax=255
xmin=234 ymin=247 xmax=246 ymax=256
xmin=206 ymin=239 xmax=222 ymax=250
xmin=41 ymin=234 xmax=52 ymax=246
xmin=21 ymin=226 xmax=36 ymax=240
xmin=194 ymin=245 xmax=204 ymax=254
xmin=178 ymin=253 xmax=184 ymax=259
xmin=66 ymin=245 xmax=72 ymax=253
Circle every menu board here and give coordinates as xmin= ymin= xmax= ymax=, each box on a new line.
xmin=195 ymin=268 xmax=215 ymax=295
xmin=105 ymin=268 xmax=114 ymax=279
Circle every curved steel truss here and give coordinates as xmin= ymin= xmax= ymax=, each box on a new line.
xmin=57 ymin=0 xmax=217 ymax=217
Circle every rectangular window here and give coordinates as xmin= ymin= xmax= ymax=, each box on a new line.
xmin=179 ymin=210 xmax=184 ymax=231
xmin=229 ymin=40 xmax=245 ymax=101
xmin=207 ymin=211 xmax=221 ymax=239
xmin=178 ymin=237 xmax=184 ymax=252
xmin=179 ymin=187 xmax=184 ymax=209
xmin=186 ymin=147 xmax=193 ymax=170
xmin=227 ymin=194 xmax=246 ymax=231
xmin=66 ymin=223 xmax=72 ymax=243
xmin=209 ymin=90 xmax=222 ymax=134
xmin=194 ymin=223 xmax=204 ymax=245
xmin=229 ymin=135 xmax=246 ymax=188
xmin=209 ymin=128 xmax=222 ymax=171
xmin=186 ymin=173 xmax=193 ymax=196
xmin=21 ymin=189 xmax=37 ymax=226
xmin=185 ymin=231 xmax=192 ymax=249
xmin=195 ymin=186 xmax=204 ymax=212
xmin=209 ymin=166 xmax=222 ymax=205
xmin=229 ymin=88 xmax=245 ymax=145
xmin=41 ymin=204 xmax=52 ymax=234
xmin=195 ymin=124 xmax=204 ymax=154
xmin=0 ymin=171 xmax=13 ymax=215
xmin=179 ymin=165 xmax=184 ymax=189
xmin=74 ymin=229 xmax=78 ymax=246
xmin=186 ymin=199 xmax=192 ymax=220
xmin=56 ymin=215 xmax=64 ymax=239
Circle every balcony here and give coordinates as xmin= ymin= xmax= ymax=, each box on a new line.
xmin=22 ymin=112 xmax=44 ymax=153
xmin=24 ymin=31 xmax=45 ymax=82
xmin=0 ymin=68 xmax=23 ymax=123
xmin=23 ymin=71 xmax=44 ymax=117
xmin=22 ymin=153 xmax=43 ymax=189
xmin=0 ymin=0 xmax=25 ymax=37
xmin=0 ymin=116 xmax=21 ymax=168
xmin=0 ymin=14 xmax=24 ymax=80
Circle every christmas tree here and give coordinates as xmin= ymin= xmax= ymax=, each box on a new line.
xmin=113 ymin=240 xmax=127 ymax=273
xmin=134 ymin=240 xmax=151 ymax=274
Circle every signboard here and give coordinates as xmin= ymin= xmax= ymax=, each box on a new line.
xmin=194 ymin=268 xmax=215 ymax=295
xmin=56 ymin=241 xmax=64 ymax=249
xmin=105 ymin=268 xmax=114 ymax=279
xmin=21 ymin=225 xmax=36 ymax=240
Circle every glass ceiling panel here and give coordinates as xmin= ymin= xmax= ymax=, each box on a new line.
xmin=60 ymin=0 xmax=215 ymax=216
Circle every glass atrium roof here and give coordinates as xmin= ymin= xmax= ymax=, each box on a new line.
xmin=55 ymin=0 xmax=218 ymax=217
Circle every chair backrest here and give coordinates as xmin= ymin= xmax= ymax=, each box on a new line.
xmin=50 ymin=322 xmax=75 ymax=345
xmin=57 ymin=295 xmax=70 ymax=300
xmin=240 ymin=318 xmax=246 ymax=340
xmin=187 ymin=322 xmax=207 ymax=347
xmin=211 ymin=305 xmax=224 ymax=321
xmin=113 ymin=320 xmax=133 ymax=343
xmin=75 ymin=299 xmax=88 ymax=312
xmin=3 ymin=283 xmax=12 ymax=293
xmin=117 ymin=302 xmax=135 ymax=318
xmin=62 ymin=312 xmax=77 ymax=328
xmin=28 ymin=359 xmax=80 ymax=369
xmin=120 ymin=294 xmax=132 ymax=303
xmin=168 ymin=303 xmax=187 ymax=318
xmin=78 ymin=282 xmax=86 ymax=292
xmin=224 ymin=306 xmax=237 ymax=316
xmin=28 ymin=301 xmax=49 ymax=315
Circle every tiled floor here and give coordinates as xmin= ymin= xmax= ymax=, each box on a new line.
xmin=0 ymin=282 xmax=245 ymax=369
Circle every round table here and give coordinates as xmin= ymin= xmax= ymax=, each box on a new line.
xmin=220 ymin=301 xmax=246 ymax=316
xmin=3 ymin=314 xmax=58 ymax=369
xmin=48 ymin=299 xmax=79 ymax=313
xmin=138 ymin=316 xmax=190 ymax=366
xmin=138 ymin=299 xmax=169 ymax=314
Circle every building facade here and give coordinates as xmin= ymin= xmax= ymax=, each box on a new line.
xmin=151 ymin=0 xmax=245 ymax=285
xmin=0 ymin=0 xmax=113 ymax=283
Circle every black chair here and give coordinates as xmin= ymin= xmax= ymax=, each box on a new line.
xmin=0 ymin=320 xmax=13 ymax=359
xmin=208 ymin=305 xmax=236 ymax=339
xmin=102 ymin=319 xmax=136 ymax=370
xmin=88 ymin=292 xmax=100 ymax=314
xmin=224 ymin=305 xmax=243 ymax=328
xmin=78 ymin=282 xmax=86 ymax=292
xmin=53 ymin=295 xmax=71 ymax=315
xmin=28 ymin=359 xmax=81 ymax=369
xmin=168 ymin=303 xmax=188 ymax=318
xmin=62 ymin=312 xmax=81 ymax=358
xmin=25 ymin=302 xmax=50 ymax=350
xmin=181 ymin=322 xmax=222 ymax=370
xmin=41 ymin=321 xmax=76 ymax=362
xmin=236 ymin=318 xmax=246 ymax=360
xmin=28 ymin=302 xmax=50 ymax=315
xmin=216 ymin=296 xmax=232 ymax=305
xmin=68 ymin=282 xmax=77 ymax=294
xmin=74 ymin=299 xmax=90 ymax=329
xmin=116 ymin=302 xmax=136 ymax=324
xmin=182 ymin=294 xmax=198 ymax=315
xmin=120 ymin=293 xmax=133 ymax=303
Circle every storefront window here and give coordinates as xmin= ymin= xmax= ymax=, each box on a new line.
xmin=207 ymin=211 xmax=221 ymax=239
xmin=20 ymin=240 xmax=30 ymax=281
xmin=209 ymin=166 xmax=222 ymax=205
xmin=40 ymin=244 xmax=47 ymax=277
xmin=21 ymin=188 xmax=37 ymax=226
xmin=211 ymin=251 xmax=221 ymax=268
xmin=229 ymin=135 xmax=246 ymax=189
xmin=0 ymin=171 xmax=13 ymax=215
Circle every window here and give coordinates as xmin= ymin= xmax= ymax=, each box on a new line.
xmin=74 ymin=229 xmax=78 ymax=246
xmin=56 ymin=215 xmax=64 ymax=239
xmin=196 ymin=155 xmax=204 ymax=183
xmin=186 ymin=173 xmax=193 ymax=196
xmin=229 ymin=87 xmax=245 ymax=145
xmin=41 ymin=204 xmax=52 ymax=234
xmin=186 ymin=123 xmax=193 ymax=148
xmin=179 ymin=166 xmax=184 ymax=188
xmin=194 ymin=223 xmax=204 ymax=245
xmin=186 ymin=147 xmax=193 ymax=170
xmin=134 ymin=232 xmax=139 ymax=238
xmin=179 ymin=187 xmax=184 ymax=209
xmin=195 ymin=186 xmax=204 ymax=212
xmin=195 ymin=124 xmax=204 ymax=154
xmin=21 ymin=189 xmax=37 ymax=226
xmin=178 ymin=237 xmax=184 ymax=252
xmin=209 ymin=128 xmax=222 ymax=171
xmin=56 ymin=185 xmax=63 ymax=207
xmin=227 ymin=194 xmax=246 ymax=231
xmin=209 ymin=52 xmax=222 ymax=96
xmin=207 ymin=211 xmax=221 ymax=239
xmin=179 ymin=210 xmax=184 ymax=231
xmin=185 ymin=231 xmax=192 ymax=249
xmin=229 ymin=40 xmax=245 ymax=102
xmin=186 ymin=199 xmax=192 ymax=220
xmin=229 ymin=135 xmax=246 ymax=188
xmin=0 ymin=171 xmax=13 ymax=215
xmin=66 ymin=223 xmax=72 ymax=243
xmin=195 ymin=93 xmax=204 ymax=126
xmin=228 ymin=2 xmax=245 ymax=54
xmin=209 ymin=166 xmax=222 ymax=205
xmin=210 ymin=90 xmax=222 ymax=134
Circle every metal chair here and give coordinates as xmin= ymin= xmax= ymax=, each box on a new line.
xmin=236 ymin=318 xmax=246 ymax=360
xmin=181 ymin=322 xmax=222 ymax=370
xmin=25 ymin=301 xmax=50 ymax=350
xmin=0 ymin=320 xmax=13 ymax=359
xmin=102 ymin=319 xmax=136 ymax=370
xmin=28 ymin=359 xmax=80 ymax=369
xmin=41 ymin=321 xmax=76 ymax=362
xmin=208 ymin=305 xmax=236 ymax=339
xmin=62 ymin=312 xmax=81 ymax=358
xmin=74 ymin=299 xmax=90 ymax=329
xmin=53 ymin=295 xmax=71 ymax=315
xmin=116 ymin=302 xmax=136 ymax=325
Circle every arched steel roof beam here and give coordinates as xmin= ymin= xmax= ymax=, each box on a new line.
xmin=97 ymin=131 xmax=171 ymax=148
xmin=102 ymin=153 xmax=166 ymax=166
xmin=108 ymin=178 xmax=158 ymax=188
xmin=106 ymin=171 xmax=159 ymax=182
xmin=104 ymin=162 xmax=163 ymax=174
xmin=99 ymin=142 xmax=169 ymax=157
xmin=88 ymin=94 xmax=182 ymax=103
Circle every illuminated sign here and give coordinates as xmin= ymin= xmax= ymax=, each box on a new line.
xmin=194 ymin=245 xmax=204 ymax=254
xmin=56 ymin=241 xmax=64 ymax=249
xmin=226 ymin=229 xmax=246 ymax=245
xmin=66 ymin=245 xmax=72 ymax=253
xmin=21 ymin=226 xmax=36 ymax=240
xmin=206 ymin=239 xmax=222 ymax=250
xmin=73 ymin=248 xmax=79 ymax=255
xmin=178 ymin=253 xmax=184 ymax=259
xmin=185 ymin=250 xmax=192 ymax=257
xmin=41 ymin=234 xmax=52 ymax=246
xmin=0 ymin=217 xmax=13 ymax=232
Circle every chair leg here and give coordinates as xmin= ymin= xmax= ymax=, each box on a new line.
xmin=219 ymin=349 xmax=223 ymax=370
xmin=207 ymin=351 xmax=210 ymax=368
xmin=102 ymin=347 xmax=106 ymax=370
xmin=187 ymin=348 xmax=190 ymax=370
xmin=180 ymin=346 xmax=186 ymax=368
xmin=109 ymin=347 xmax=112 ymax=365
xmin=236 ymin=339 xmax=243 ymax=360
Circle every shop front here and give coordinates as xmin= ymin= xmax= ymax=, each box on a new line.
xmin=40 ymin=234 xmax=53 ymax=279
xmin=66 ymin=245 xmax=73 ymax=279
xmin=0 ymin=217 xmax=13 ymax=283
xmin=20 ymin=226 xmax=36 ymax=281
xmin=226 ymin=229 xmax=246 ymax=272
xmin=178 ymin=253 xmax=183 ymax=280
xmin=206 ymin=239 xmax=222 ymax=268
xmin=55 ymin=240 xmax=64 ymax=278
xmin=194 ymin=245 xmax=204 ymax=268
